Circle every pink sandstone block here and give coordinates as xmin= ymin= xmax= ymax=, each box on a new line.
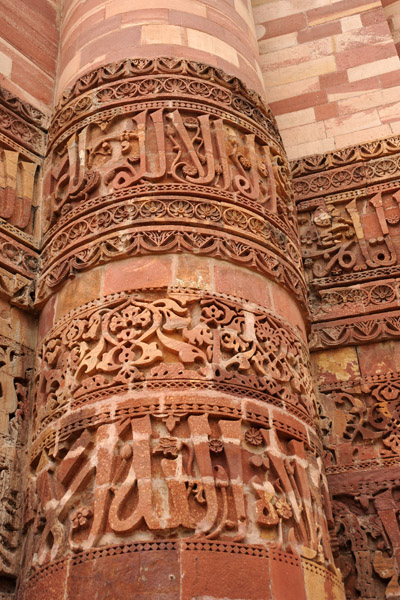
xmin=259 ymin=13 xmax=308 ymax=41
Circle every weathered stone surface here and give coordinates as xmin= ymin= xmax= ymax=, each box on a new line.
xmin=16 ymin=50 xmax=342 ymax=599
xmin=8 ymin=0 xmax=400 ymax=599
xmin=295 ymin=130 xmax=400 ymax=598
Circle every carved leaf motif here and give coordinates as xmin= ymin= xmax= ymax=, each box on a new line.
xmin=183 ymin=323 xmax=213 ymax=347
xmin=385 ymin=317 xmax=400 ymax=334
xmin=83 ymin=313 xmax=102 ymax=341
xmin=75 ymin=338 xmax=107 ymax=379
xmin=97 ymin=341 xmax=163 ymax=371
xmin=354 ymin=320 xmax=379 ymax=337
xmin=324 ymin=326 xmax=346 ymax=342
xmin=156 ymin=329 xmax=206 ymax=364
xmin=152 ymin=299 xmax=190 ymax=331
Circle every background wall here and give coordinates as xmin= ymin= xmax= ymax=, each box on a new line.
xmin=0 ymin=0 xmax=59 ymax=112
xmin=253 ymin=0 xmax=400 ymax=158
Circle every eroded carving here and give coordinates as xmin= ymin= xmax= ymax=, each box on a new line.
xmin=0 ymin=337 xmax=33 ymax=584
xmin=0 ymin=149 xmax=37 ymax=233
xmin=332 ymin=487 xmax=400 ymax=599
xmin=26 ymin=413 xmax=335 ymax=574
xmin=300 ymin=190 xmax=400 ymax=286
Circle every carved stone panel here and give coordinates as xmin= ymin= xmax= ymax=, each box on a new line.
xmin=37 ymin=58 xmax=305 ymax=308
xmin=25 ymin=415 xmax=334 ymax=568
xmin=0 ymin=336 xmax=33 ymax=591
xmin=33 ymin=289 xmax=316 ymax=440
xmin=16 ymin=286 xmax=342 ymax=595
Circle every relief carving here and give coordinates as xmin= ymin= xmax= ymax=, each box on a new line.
xmin=0 ymin=143 xmax=40 ymax=297
xmin=311 ymin=281 xmax=398 ymax=322
xmin=298 ymin=184 xmax=400 ymax=350
xmin=45 ymin=107 xmax=293 ymax=229
xmin=0 ymin=86 xmax=47 ymax=130
xmin=0 ymin=105 xmax=44 ymax=157
xmin=318 ymin=369 xmax=400 ymax=598
xmin=295 ymin=136 xmax=400 ymax=599
xmin=300 ymin=190 xmax=400 ymax=287
xmin=291 ymin=134 xmax=400 ymax=178
xmin=34 ymin=290 xmax=316 ymax=437
xmin=310 ymin=311 xmax=400 ymax=350
xmin=331 ymin=487 xmax=400 ymax=599
xmin=26 ymin=413 xmax=335 ymax=574
xmin=0 ymin=446 xmax=23 ymax=581
xmin=37 ymin=58 xmax=302 ymax=305
xmin=318 ymin=371 xmax=400 ymax=470
xmin=50 ymin=57 xmax=279 ymax=144
xmin=0 ymin=337 xmax=33 ymax=585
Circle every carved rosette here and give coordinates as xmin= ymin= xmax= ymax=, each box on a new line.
xmin=38 ymin=57 xmax=306 ymax=308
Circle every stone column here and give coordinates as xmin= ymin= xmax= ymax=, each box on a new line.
xmin=19 ymin=1 xmax=345 ymax=598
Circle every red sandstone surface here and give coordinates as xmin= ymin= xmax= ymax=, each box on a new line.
xmin=0 ymin=1 xmax=399 ymax=599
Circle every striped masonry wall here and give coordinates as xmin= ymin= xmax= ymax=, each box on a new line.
xmin=0 ymin=0 xmax=59 ymax=112
xmin=253 ymin=0 xmax=400 ymax=158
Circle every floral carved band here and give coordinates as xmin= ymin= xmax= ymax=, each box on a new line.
xmin=33 ymin=288 xmax=318 ymax=456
